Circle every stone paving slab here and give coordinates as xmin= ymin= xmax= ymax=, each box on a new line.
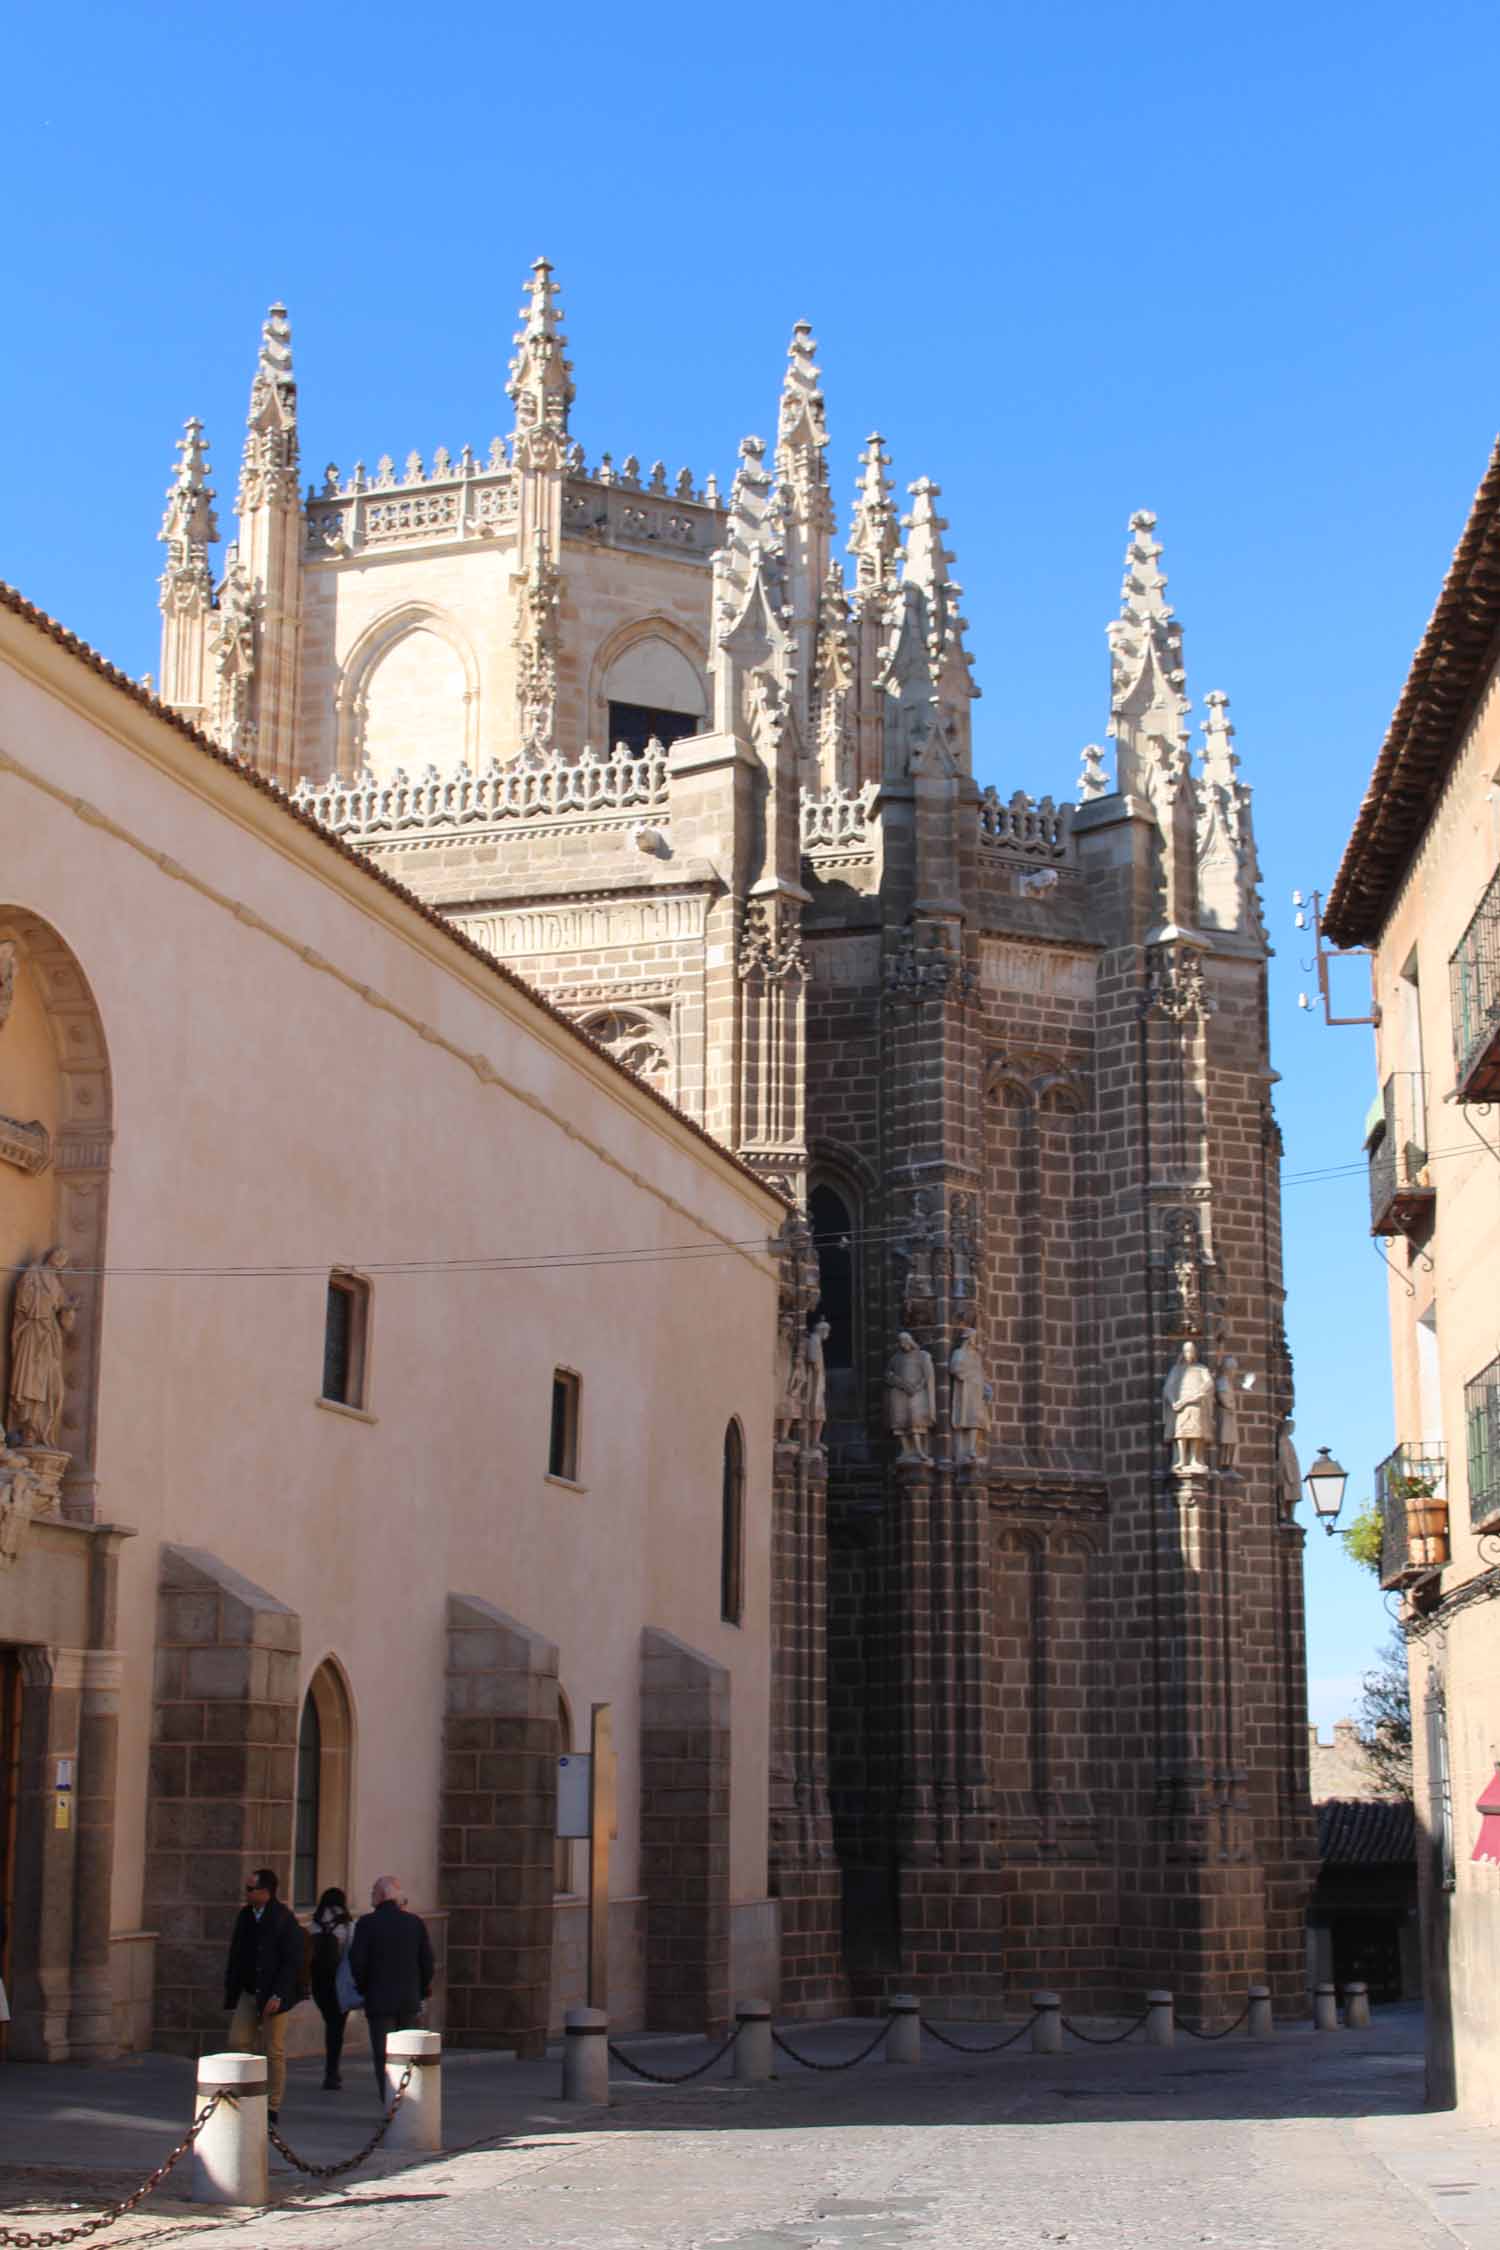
xmin=2 ymin=2005 xmax=1498 ymax=2249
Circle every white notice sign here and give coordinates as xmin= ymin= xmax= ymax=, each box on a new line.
xmin=556 ymin=1752 xmax=592 ymax=1838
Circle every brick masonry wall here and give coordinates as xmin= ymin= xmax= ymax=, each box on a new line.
xmin=440 ymin=1596 xmax=559 ymax=2056
xmin=639 ymin=1627 xmax=731 ymax=2035
xmin=144 ymin=1546 xmax=300 ymax=2054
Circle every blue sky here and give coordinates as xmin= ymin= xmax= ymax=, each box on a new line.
xmin=8 ymin=0 xmax=1498 ymax=1726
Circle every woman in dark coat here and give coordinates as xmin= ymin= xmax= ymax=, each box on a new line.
xmin=309 ymin=1887 xmax=354 ymax=2090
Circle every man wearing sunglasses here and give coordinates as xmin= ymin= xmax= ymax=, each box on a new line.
xmin=223 ymin=1867 xmax=303 ymax=2122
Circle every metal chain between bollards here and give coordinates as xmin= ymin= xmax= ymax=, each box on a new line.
xmin=0 ymin=2090 xmax=230 ymax=2249
xmin=920 ymin=2015 xmax=1033 ymax=2055
xmin=605 ymin=2026 xmax=742 ymax=2083
xmin=1059 ymin=2010 xmax=1152 ymax=2045
xmin=770 ymin=2018 xmax=893 ymax=2071
xmin=1178 ymin=2001 xmax=1253 ymax=2042
xmin=267 ymin=2061 xmax=413 ymax=2179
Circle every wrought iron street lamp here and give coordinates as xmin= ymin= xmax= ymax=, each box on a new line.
xmin=1304 ymin=1447 xmax=1349 ymax=1534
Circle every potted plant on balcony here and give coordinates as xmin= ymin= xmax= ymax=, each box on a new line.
xmin=1396 ymin=1474 xmax=1449 ymax=1570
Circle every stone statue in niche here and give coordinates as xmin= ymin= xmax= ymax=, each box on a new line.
xmin=803 ymin=1319 xmax=830 ymax=1452
xmin=1163 ymin=1340 xmax=1216 ymax=1475
xmin=1215 ymin=1353 xmax=1243 ymax=1470
xmin=885 ymin=1330 xmax=935 ymax=1462
xmin=902 ymin=1191 xmax=938 ymax=1306
xmin=949 ymin=1326 xmax=991 ymax=1465
xmin=0 ymin=1447 xmax=41 ymax=1569
xmin=9 ymin=1247 xmax=75 ymax=1450
xmin=775 ymin=1310 xmax=805 ymax=1443
xmin=1277 ymin=1416 xmax=1302 ymax=1519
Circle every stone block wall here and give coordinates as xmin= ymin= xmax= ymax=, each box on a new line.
xmin=639 ymin=1627 xmax=730 ymax=2034
xmin=144 ymin=1547 xmax=300 ymax=2054
xmin=440 ymin=1595 xmax=558 ymax=2055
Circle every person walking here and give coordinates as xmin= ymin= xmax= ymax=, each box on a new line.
xmin=348 ymin=1876 xmax=434 ymax=2102
xmin=309 ymin=1886 xmax=355 ymax=2091
xmin=223 ymin=1868 xmax=302 ymax=2123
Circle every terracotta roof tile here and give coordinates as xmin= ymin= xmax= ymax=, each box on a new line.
xmin=1316 ymin=1796 xmax=1416 ymax=1866
xmin=0 ymin=580 xmax=787 ymax=1214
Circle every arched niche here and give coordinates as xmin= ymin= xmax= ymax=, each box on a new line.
xmin=334 ymin=605 xmax=480 ymax=782
xmin=588 ymin=618 xmax=707 ymax=754
xmin=0 ymin=911 xmax=112 ymax=1518
xmin=807 ymin=1178 xmax=858 ymax=1374
xmin=293 ymin=1657 xmax=355 ymax=1908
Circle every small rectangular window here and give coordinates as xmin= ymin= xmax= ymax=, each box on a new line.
xmin=549 ymin=1369 xmax=581 ymax=1481
xmin=322 ymin=1274 xmax=370 ymax=1408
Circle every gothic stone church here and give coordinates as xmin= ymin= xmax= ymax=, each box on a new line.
xmin=157 ymin=262 xmax=1315 ymax=2018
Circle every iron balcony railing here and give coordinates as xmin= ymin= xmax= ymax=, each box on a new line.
xmin=1450 ymin=863 xmax=1500 ymax=1101
xmin=1466 ymin=1354 xmax=1500 ymax=1530
xmin=1367 ymin=1071 xmax=1434 ymax=1238
xmin=1377 ymin=1442 xmax=1448 ymax=1590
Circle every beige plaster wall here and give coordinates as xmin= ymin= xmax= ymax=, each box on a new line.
xmin=1367 ymin=654 xmax=1500 ymax=2115
xmin=0 ymin=618 xmax=779 ymax=1957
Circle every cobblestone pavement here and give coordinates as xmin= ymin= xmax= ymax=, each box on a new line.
xmin=4 ymin=2006 xmax=1500 ymax=2250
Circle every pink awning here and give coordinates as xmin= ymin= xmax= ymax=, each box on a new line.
xmin=1472 ymin=1767 xmax=1500 ymax=1864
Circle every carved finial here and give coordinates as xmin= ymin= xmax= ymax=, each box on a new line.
xmin=159 ymin=418 xmax=219 ymax=555
xmin=1200 ymin=688 xmax=1237 ymax=774
xmin=1196 ymin=687 xmax=1265 ymax=942
xmin=1107 ymin=507 xmax=1190 ymax=799
xmin=849 ymin=432 xmax=899 ymax=595
xmin=237 ymin=303 xmax=299 ymax=513
xmin=506 ymin=257 xmax=574 ymax=468
xmin=901 ymin=477 xmax=953 ymax=598
xmin=1077 ymin=742 xmax=1110 ymax=801
xmin=775 ymin=320 xmax=833 ymax=531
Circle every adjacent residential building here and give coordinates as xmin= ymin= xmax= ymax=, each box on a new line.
xmin=0 ymin=587 xmax=789 ymax=2061
xmin=1324 ymin=437 xmax=1500 ymax=2113
xmin=138 ymin=262 xmax=1315 ymax=2023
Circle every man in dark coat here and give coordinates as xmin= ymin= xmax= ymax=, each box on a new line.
xmin=224 ymin=1867 xmax=303 ymax=2121
xmin=348 ymin=1875 xmax=434 ymax=2099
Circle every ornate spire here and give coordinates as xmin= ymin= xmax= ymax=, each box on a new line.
xmin=159 ymin=419 xmax=218 ymax=609
xmin=1106 ymin=508 xmax=1190 ymax=803
xmin=709 ymin=435 xmax=794 ymax=753
xmin=507 ymin=257 xmax=574 ymax=470
xmin=1196 ymin=689 xmax=1265 ymax=942
xmin=901 ymin=478 xmax=977 ymax=712
xmin=848 ymin=432 xmax=899 ymax=597
xmin=237 ymin=304 xmax=299 ymax=514
xmin=774 ymin=322 xmax=833 ymax=532
xmin=811 ymin=561 xmax=856 ymax=791
xmin=514 ymin=528 xmax=562 ymax=764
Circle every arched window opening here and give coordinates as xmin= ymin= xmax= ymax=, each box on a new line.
xmin=555 ymin=1690 xmax=577 ymax=1894
xmin=721 ymin=1420 xmax=745 ymax=1626
xmin=293 ymin=1661 xmax=354 ymax=1909
xmin=809 ymin=1183 xmax=855 ymax=1371
xmin=603 ymin=633 xmax=706 ymax=756
xmin=294 ymin=1692 xmax=321 ymax=1907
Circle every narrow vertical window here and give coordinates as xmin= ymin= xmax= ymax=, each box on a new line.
xmin=549 ymin=1369 xmax=581 ymax=1481
xmin=721 ymin=1419 xmax=745 ymax=1625
xmin=322 ymin=1273 xmax=371 ymax=1408
xmin=293 ymin=1690 xmax=321 ymax=1909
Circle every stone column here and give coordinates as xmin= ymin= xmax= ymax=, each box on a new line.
xmin=67 ymin=1647 xmax=123 ymax=2059
xmin=9 ymin=1646 xmax=85 ymax=2059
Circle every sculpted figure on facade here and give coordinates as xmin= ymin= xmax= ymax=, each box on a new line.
xmin=1163 ymin=1339 xmax=1216 ymax=1475
xmin=1278 ymin=1416 xmax=1302 ymax=1519
xmin=9 ymin=1246 xmax=74 ymax=1450
xmin=1215 ymin=1353 xmax=1242 ymax=1470
xmin=949 ymin=1326 xmax=990 ymax=1466
xmin=775 ymin=1310 xmax=806 ymax=1443
xmin=803 ymin=1318 xmax=830 ymax=1452
xmin=885 ymin=1330 xmax=935 ymax=1462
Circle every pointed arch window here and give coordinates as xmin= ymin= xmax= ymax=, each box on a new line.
xmin=721 ymin=1420 xmax=745 ymax=1625
xmin=809 ymin=1183 xmax=855 ymax=1371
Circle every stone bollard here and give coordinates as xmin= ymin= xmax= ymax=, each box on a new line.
xmin=1145 ymin=1991 xmax=1175 ymax=2048
xmin=562 ymin=2006 xmax=610 ymax=2104
xmin=735 ymin=1999 xmax=773 ymax=2082
xmin=886 ymin=1994 xmax=922 ymax=2066
xmin=1030 ymin=1991 xmax=1063 ymax=2055
xmin=386 ymin=2028 xmax=442 ymax=2151
xmin=1344 ymin=1981 xmax=1372 ymax=2030
xmin=1313 ymin=1982 xmax=1339 ymax=2031
xmin=1247 ymin=1983 xmax=1274 ymax=2040
xmin=191 ymin=2052 xmax=267 ymax=2207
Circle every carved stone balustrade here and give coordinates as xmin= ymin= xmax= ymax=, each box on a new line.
xmin=291 ymin=747 xmax=671 ymax=842
xmin=977 ymin=786 xmax=1076 ymax=862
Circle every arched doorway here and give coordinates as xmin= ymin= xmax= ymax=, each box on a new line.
xmin=293 ymin=1660 xmax=354 ymax=1908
